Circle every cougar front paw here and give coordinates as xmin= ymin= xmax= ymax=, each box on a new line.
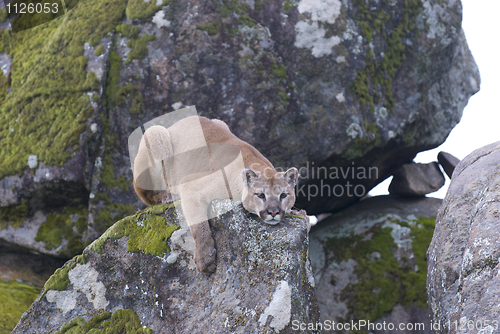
xmin=194 ymin=246 xmax=217 ymax=274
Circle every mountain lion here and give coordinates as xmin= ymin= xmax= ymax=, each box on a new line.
xmin=132 ymin=116 xmax=301 ymax=274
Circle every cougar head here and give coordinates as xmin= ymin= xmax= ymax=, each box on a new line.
xmin=241 ymin=167 xmax=299 ymax=224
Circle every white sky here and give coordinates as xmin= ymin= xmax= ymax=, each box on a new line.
xmin=370 ymin=0 xmax=500 ymax=198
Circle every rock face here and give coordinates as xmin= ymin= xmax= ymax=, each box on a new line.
xmin=389 ymin=162 xmax=445 ymax=196
xmin=310 ymin=195 xmax=441 ymax=333
xmin=0 ymin=0 xmax=479 ymax=256
xmin=437 ymin=151 xmax=460 ymax=179
xmin=427 ymin=141 xmax=500 ymax=334
xmin=13 ymin=200 xmax=319 ymax=334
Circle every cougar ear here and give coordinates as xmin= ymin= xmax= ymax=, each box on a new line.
xmin=242 ymin=168 xmax=259 ymax=185
xmin=284 ymin=167 xmax=299 ymax=187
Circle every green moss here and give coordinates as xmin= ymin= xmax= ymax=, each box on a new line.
xmin=218 ymin=0 xmax=240 ymax=17
xmin=42 ymin=254 xmax=86 ymax=297
xmin=8 ymin=0 xmax=64 ymax=33
xmin=125 ymin=34 xmax=156 ymax=65
xmin=270 ymin=61 xmax=287 ymax=80
xmin=0 ymin=279 xmax=41 ymax=333
xmin=93 ymin=193 xmax=136 ymax=233
xmin=0 ymin=69 xmax=9 ymax=107
xmin=101 ymin=144 xmax=129 ymax=190
xmin=85 ymin=71 xmax=101 ymax=91
xmin=126 ymin=215 xmax=179 ymax=256
xmin=142 ymin=202 xmax=177 ymax=215
xmin=89 ymin=203 xmax=179 ymax=256
xmin=0 ymin=0 xmax=127 ymax=179
xmin=325 ymin=216 xmax=435 ymax=325
xmin=34 ymin=206 xmax=88 ymax=255
xmin=94 ymin=45 xmax=105 ymax=56
xmin=279 ymin=91 xmax=290 ymax=104
xmin=116 ymin=83 xmax=144 ymax=113
xmin=238 ymin=14 xmax=257 ymax=27
xmin=116 ymin=24 xmax=141 ymax=39
xmin=0 ymin=200 xmax=29 ymax=229
xmin=197 ymin=0 xmax=257 ymax=38
xmin=197 ymin=21 xmax=221 ymax=36
xmin=0 ymin=9 xmax=7 ymax=23
xmin=403 ymin=216 xmax=436 ymax=307
xmin=351 ymin=0 xmax=422 ymax=112
xmin=126 ymin=0 xmax=169 ymax=20
xmin=0 ymin=30 xmax=12 ymax=54
xmin=343 ymin=121 xmax=381 ymax=160
xmin=104 ymin=51 xmax=122 ymax=108
xmin=283 ymin=1 xmax=293 ymax=11
xmin=55 ymin=309 xmax=154 ymax=333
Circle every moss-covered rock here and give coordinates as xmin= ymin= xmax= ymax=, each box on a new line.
xmin=125 ymin=0 xmax=169 ymax=20
xmin=309 ymin=195 xmax=441 ymax=330
xmin=54 ymin=309 xmax=154 ymax=334
xmin=34 ymin=206 xmax=88 ymax=255
xmin=13 ymin=200 xmax=319 ymax=333
xmin=0 ymin=200 xmax=29 ymax=229
xmin=0 ymin=0 xmax=126 ymax=179
xmin=94 ymin=45 xmax=105 ymax=56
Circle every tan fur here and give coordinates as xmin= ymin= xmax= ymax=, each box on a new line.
xmin=133 ymin=116 xmax=299 ymax=274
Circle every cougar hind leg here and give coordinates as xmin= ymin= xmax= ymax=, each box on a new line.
xmin=133 ymin=125 xmax=174 ymax=205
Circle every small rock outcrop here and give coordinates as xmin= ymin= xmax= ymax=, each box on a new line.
xmin=437 ymin=151 xmax=460 ymax=179
xmin=310 ymin=195 xmax=441 ymax=333
xmin=13 ymin=200 xmax=319 ymax=334
xmin=389 ymin=162 xmax=445 ymax=196
xmin=427 ymin=141 xmax=500 ymax=334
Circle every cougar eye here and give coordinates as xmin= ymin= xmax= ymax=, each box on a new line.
xmin=280 ymin=193 xmax=288 ymax=199
xmin=256 ymin=193 xmax=265 ymax=199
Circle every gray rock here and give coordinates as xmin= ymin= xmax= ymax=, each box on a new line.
xmin=13 ymin=200 xmax=319 ymax=333
xmin=310 ymin=195 xmax=441 ymax=333
xmin=389 ymin=162 xmax=445 ymax=197
xmin=0 ymin=0 xmax=480 ymax=256
xmin=374 ymin=304 xmax=433 ymax=334
xmin=427 ymin=141 xmax=500 ymax=334
xmin=437 ymin=151 xmax=460 ymax=179
xmin=0 ymin=239 xmax=66 ymax=287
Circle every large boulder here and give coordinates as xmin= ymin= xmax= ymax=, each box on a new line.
xmin=427 ymin=141 xmax=500 ymax=334
xmin=310 ymin=195 xmax=441 ymax=333
xmin=13 ymin=200 xmax=319 ymax=333
xmin=0 ymin=0 xmax=479 ymax=255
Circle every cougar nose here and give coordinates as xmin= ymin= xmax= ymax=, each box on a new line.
xmin=268 ymin=210 xmax=279 ymax=217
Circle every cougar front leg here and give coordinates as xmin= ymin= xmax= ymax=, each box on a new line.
xmin=179 ymin=189 xmax=217 ymax=275
xmin=178 ymin=170 xmax=231 ymax=274
xmin=189 ymin=220 xmax=217 ymax=274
